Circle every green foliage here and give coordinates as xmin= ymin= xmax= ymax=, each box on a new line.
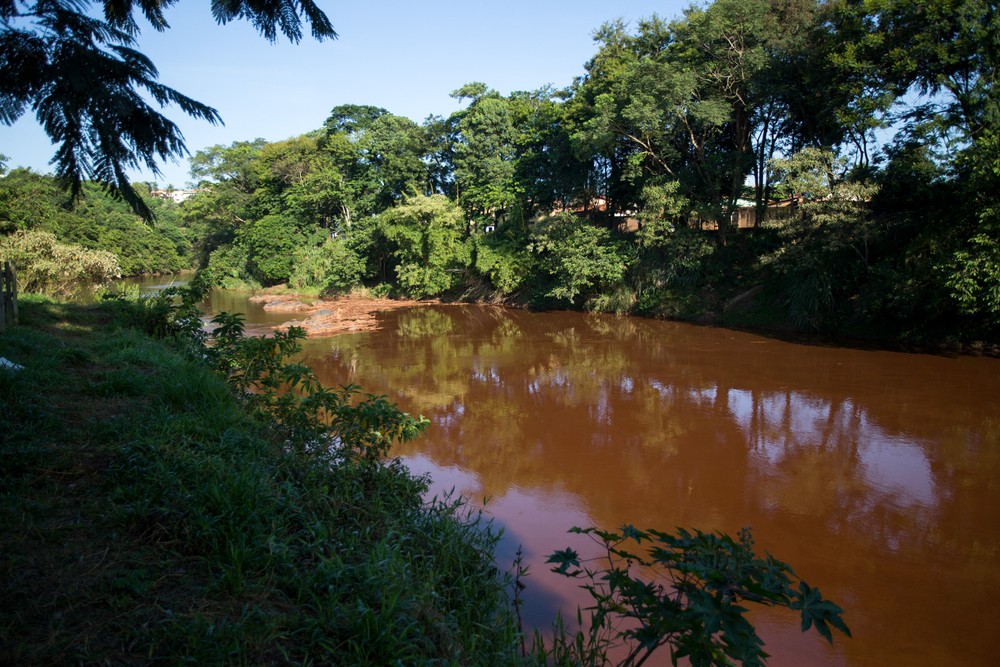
xmin=0 ymin=168 xmax=74 ymax=233
xmin=56 ymin=183 xmax=188 ymax=275
xmin=0 ymin=294 xmax=523 ymax=664
xmin=452 ymin=92 xmax=521 ymax=220
xmin=13 ymin=0 xmax=987 ymax=345
xmin=571 ymin=0 xmax=814 ymax=240
xmin=204 ymin=243 xmax=258 ymax=290
xmin=769 ymin=148 xmax=848 ymax=200
xmin=207 ymin=311 xmax=429 ymax=459
xmin=938 ymin=127 xmax=1000 ymax=334
xmin=0 ymin=229 xmax=121 ymax=297
xmin=120 ymin=274 xmax=214 ymax=349
xmin=944 ymin=232 xmax=1000 ymax=328
xmin=190 ymin=139 xmax=268 ymax=189
xmin=755 ymin=149 xmax=887 ymax=331
xmin=642 ymin=227 xmax=715 ymax=288
xmin=636 ymin=181 xmax=688 ymax=244
xmin=342 ymin=212 xmax=396 ymax=284
xmin=850 ymin=0 xmax=998 ymax=146
xmin=634 ymin=179 xmax=713 ymax=303
xmin=320 ymin=105 xmax=433 ymax=220
xmin=473 ymin=232 xmax=532 ymax=296
xmin=380 ymin=194 xmax=471 ymax=298
xmin=287 ymin=236 xmax=364 ymax=295
xmin=529 ymin=214 xmax=633 ymax=306
xmin=0 ymin=1 xmax=220 ymax=218
xmin=0 ymin=171 xmax=193 ymax=275
xmin=236 ymin=213 xmax=322 ymax=284
xmin=540 ymin=526 xmax=850 ymax=667
xmin=632 ymin=224 xmax=716 ymax=319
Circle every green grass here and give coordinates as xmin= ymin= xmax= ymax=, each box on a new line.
xmin=1 ymin=296 xmax=526 ymax=665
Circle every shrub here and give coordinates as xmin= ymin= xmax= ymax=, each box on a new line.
xmin=237 ymin=213 xmax=322 ymax=284
xmin=539 ymin=526 xmax=851 ymax=666
xmin=528 ymin=214 xmax=634 ymax=306
xmin=205 ymin=243 xmax=259 ymax=290
xmin=0 ymin=230 xmax=121 ymax=297
xmin=288 ymin=237 xmax=364 ymax=295
xmin=380 ymin=195 xmax=471 ymax=298
xmin=472 ymin=233 xmax=531 ymax=296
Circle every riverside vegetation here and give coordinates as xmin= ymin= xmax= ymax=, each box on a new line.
xmin=1 ymin=280 xmax=850 ymax=665
xmin=5 ymin=0 xmax=871 ymax=663
xmin=3 ymin=0 xmax=999 ymax=349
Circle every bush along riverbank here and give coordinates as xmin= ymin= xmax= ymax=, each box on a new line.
xmin=0 ymin=283 xmax=850 ymax=665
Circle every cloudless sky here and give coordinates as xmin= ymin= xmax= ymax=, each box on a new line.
xmin=1 ymin=1 xmax=690 ymax=188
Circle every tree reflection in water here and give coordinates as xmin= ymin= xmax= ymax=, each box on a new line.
xmin=298 ymin=304 xmax=1000 ymax=667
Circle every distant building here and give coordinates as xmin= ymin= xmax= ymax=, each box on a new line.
xmin=697 ymin=196 xmax=805 ymax=231
xmin=150 ymin=188 xmax=208 ymax=204
xmin=550 ymin=196 xmax=640 ymax=231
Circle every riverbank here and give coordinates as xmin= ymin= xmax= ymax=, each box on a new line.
xmin=238 ymin=282 xmax=1000 ymax=358
xmin=248 ymin=290 xmax=440 ymax=336
xmin=0 ymin=295 xmax=525 ymax=664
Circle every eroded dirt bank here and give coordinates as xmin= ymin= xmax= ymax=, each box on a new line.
xmin=249 ymin=293 xmax=436 ymax=336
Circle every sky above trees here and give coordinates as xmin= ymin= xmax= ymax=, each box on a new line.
xmin=0 ymin=0 xmax=686 ymax=188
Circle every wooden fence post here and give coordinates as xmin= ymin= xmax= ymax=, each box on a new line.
xmin=1 ymin=260 xmax=16 ymax=333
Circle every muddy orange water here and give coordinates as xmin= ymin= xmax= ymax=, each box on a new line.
xmin=204 ymin=290 xmax=1000 ymax=665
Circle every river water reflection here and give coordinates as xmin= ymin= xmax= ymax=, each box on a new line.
xmin=213 ymin=293 xmax=1000 ymax=665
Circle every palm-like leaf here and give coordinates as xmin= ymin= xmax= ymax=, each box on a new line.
xmin=1 ymin=0 xmax=335 ymax=219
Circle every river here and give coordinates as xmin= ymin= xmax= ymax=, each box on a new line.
xmin=171 ymin=280 xmax=1000 ymax=665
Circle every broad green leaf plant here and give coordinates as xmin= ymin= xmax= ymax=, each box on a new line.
xmin=542 ymin=526 xmax=850 ymax=667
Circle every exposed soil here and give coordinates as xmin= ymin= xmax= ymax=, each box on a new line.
xmin=248 ymin=293 xmax=437 ymax=336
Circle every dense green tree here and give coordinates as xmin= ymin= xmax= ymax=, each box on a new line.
xmin=185 ymin=139 xmax=269 ymax=266
xmin=237 ymin=212 xmax=322 ymax=284
xmin=204 ymin=241 xmax=256 ymax=289
xmin=854 ymin=0 xmax=998 ymax=146
xmin=828 ymin=0 xmax=1000 ymax=339
xmin=379 ymin=194 xmax=471 ymax=298
xmin=573 ymin=2 xmax=826 ymax=245
xmin=0 ymin=169 xmax=193 ymax=274
xmin=795 ymin=3 xmax=893 ymax=168
xmin=422 ymin=113 xmax=459 ymax=198
xmin=508 ymin=87 xmax=590 ymax=221
xmin=320 ymin=105 xmax=432 ymax=221
xmin=42 ymin=0 xmax=989 ymax=344
xmin=471 ymin=230 xmax=532 ymax=297
xmin=563 ymin=20 xmax=645 ymax=221
xmin=288 ymin=237 xmax=364 ymax=295
xmin=528 ymin=213 xmax=633 ymax=306
xmin=449 ymin=85 xmax=521 ymax=225
xmin=57 ymin=182 xmax=187 ymax=274
xmin=342 ymin=212 xmax=394 ymax=285
xmin=0 ymin=168 xmax=73 ymax=233
xmin=189 ymin=139 xmax=268 ymax=218
xmin=251 ymin=135 xmax=327 ymax=219
xmin=285 ymin=160 xmax=353 ymax=230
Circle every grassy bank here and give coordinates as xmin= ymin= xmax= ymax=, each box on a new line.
xmin=0 ymin=296 xmax=524 ymax=664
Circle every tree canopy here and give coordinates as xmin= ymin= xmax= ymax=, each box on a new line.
xmin=4 ymin=0 xmax=997 ymax=344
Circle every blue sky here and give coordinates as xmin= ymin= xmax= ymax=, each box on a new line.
xmin=1 ymin=1 xmax=689 ymax=188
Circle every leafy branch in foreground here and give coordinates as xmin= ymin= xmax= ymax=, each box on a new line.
xmin=207 ymin=311 xmax=429 ymax=461
xmin=540 ymin=526 xmax=850 ymax=667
